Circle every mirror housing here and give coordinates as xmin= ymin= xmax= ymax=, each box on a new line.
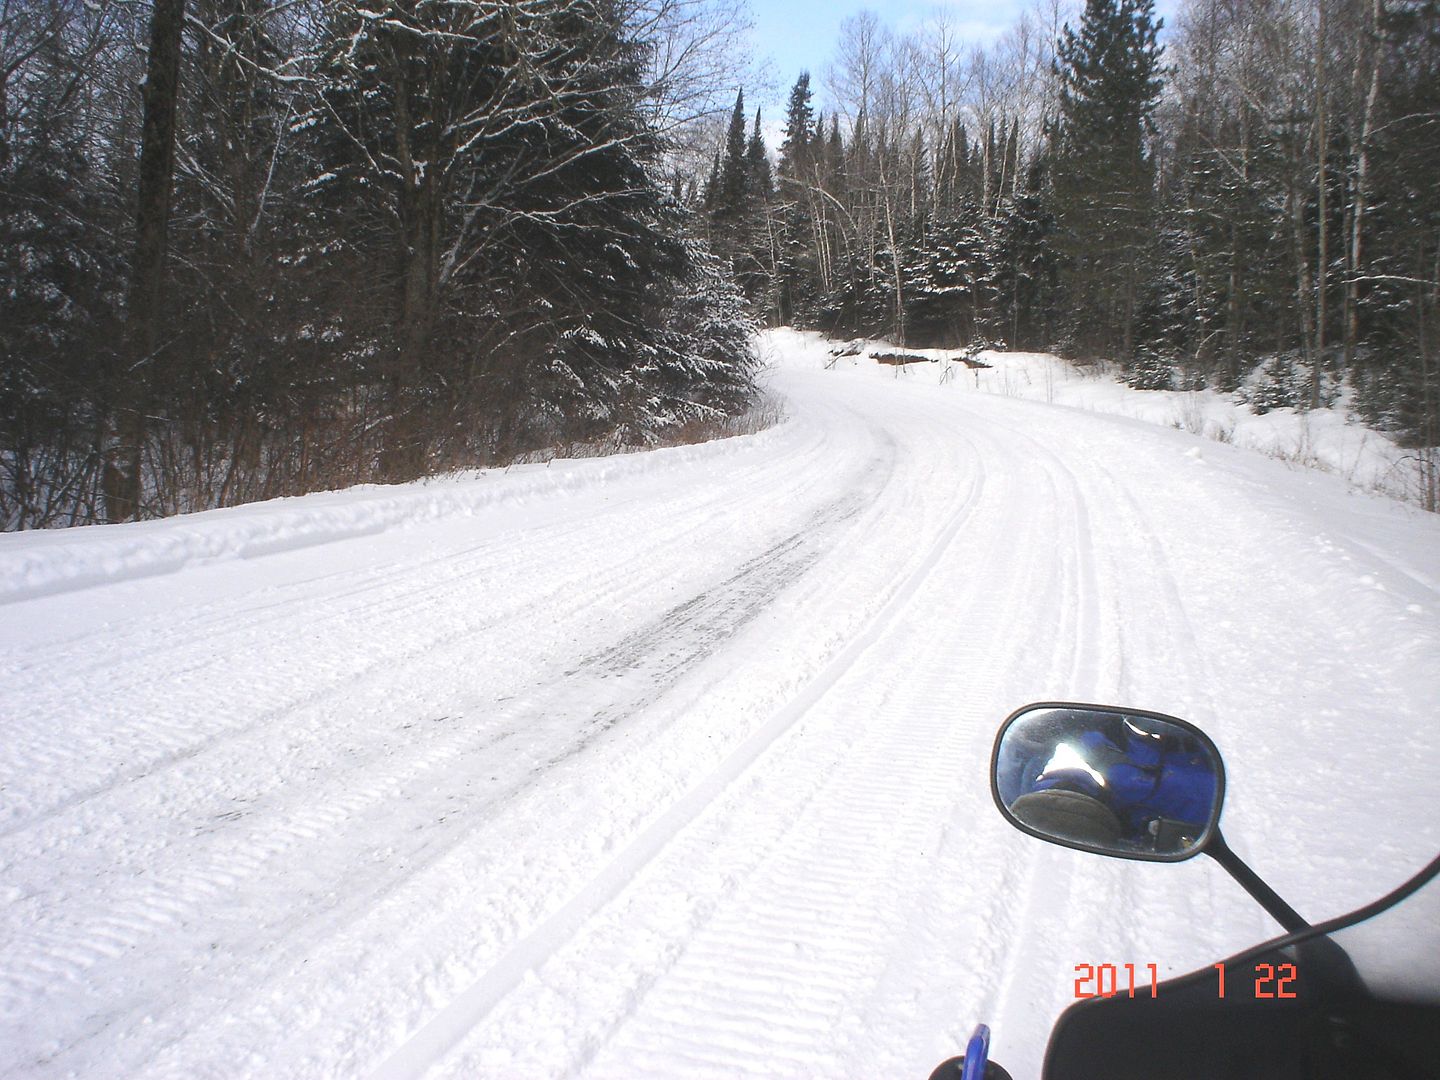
xmin=992 ymin=703 xmax=1225 ymax=862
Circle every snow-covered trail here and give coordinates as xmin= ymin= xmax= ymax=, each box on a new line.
xmin=2 ymin=331 xmax=1437 ymax=1079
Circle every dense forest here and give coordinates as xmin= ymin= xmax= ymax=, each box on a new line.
xmin=4 ymin=0 xmax=1438 ymax=528
xmin=703 ymin=0 xmax=1438 ymax=506
xmin=1 ymin=0 xmax=760 ymax=528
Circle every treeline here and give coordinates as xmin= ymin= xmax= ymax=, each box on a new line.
xmin=0 ymin=0 xmax=759 ymax=529
xmin=704 ymin=0 xmax=1438 ymax=492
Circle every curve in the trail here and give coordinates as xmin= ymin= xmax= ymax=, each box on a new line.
xmin=395 ymin=365 xmax=1130 ymax=1079
xmin=5 ymin=333 xmax=1438 ymax=1080
xmin=402 ymin=348 xmax=1440 ymax=1080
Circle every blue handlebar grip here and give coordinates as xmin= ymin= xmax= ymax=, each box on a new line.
xmin=959 ymin=1023 xmax=991 ymax=1080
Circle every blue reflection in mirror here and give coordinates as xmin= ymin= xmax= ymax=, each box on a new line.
xmin=993 ymin=705 xmax=1224 ymax=861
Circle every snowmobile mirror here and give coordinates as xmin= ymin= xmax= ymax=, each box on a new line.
xmin=991 ymin=703 xmax=1225 ymax=862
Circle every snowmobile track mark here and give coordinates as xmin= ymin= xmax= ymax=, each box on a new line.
xmin=366 ymin=435 xmax=982 ymax=1080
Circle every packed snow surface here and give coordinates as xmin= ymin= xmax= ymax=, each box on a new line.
xmin=2 ymin=330 xmax=1438 ymax=1078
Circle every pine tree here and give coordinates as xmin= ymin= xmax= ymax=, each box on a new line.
xmin=1154 ymin=104 xmax=1286 ymax=390
xmin=306 ymin=1 xmax=759 ymax=468
xmin=706 ymin=89 xmax=775 ymax=313
xmin=746 ymin=109 xmax=773 ymax=201
xmin=714 ymin=89 xmax=749 ymax=221
xmin=450 ymin=0 xmax=751 ymax=454
xmin=646 ymin=237 xmax=759 ymax=436
xmin=905 ymin=198 xmax=996 ymax=347
xmin=0 ymin=5 xmax=128 ymax=528
xmin=701 ymin=151 xmax=721 ymax=213
xmin=1052 ymin=0 xmax=1164 ymax=363
xmin=993 ymin=164 xmax=1059 ymax=350
xmin=305 ymin=0 xmax=517 ymax=475
xmin=778 ymin=73 xmax=815 ymax=181
xmin=163 ymin=0 xmax=315 ymax=502
xmin=771 ymin=78 xmax=827 ymax=327
xmin=1355 ymin=0 xmax=1440 ymax=461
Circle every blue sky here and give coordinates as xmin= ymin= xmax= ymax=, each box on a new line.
xmin=746 ymin=0 xmax=1181 ymax=113
xmin=750 ymin=0 xmax=1027 ymax=94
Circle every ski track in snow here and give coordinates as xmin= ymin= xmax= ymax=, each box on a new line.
xmin=2 ymin=330 xmax=1437 ymax=1079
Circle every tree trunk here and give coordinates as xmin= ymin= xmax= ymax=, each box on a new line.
xmin=109 ymin=0 xmax=187 ymax=523
xmin=383 ymin=57 xmax=443 ymax=481
xmin=1312 ymin=0 xmax=1328 ymax=408
xmin=1290 ymin=181 xmax=1316 ymax=373
xmin=882 ymin=190 xmax=905 ymax=345
xmin=1345 ymin=0 xmax=1383 ymax=367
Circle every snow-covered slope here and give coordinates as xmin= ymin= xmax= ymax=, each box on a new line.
xmin=2 ymin=330 xmax=1437 ymax=1078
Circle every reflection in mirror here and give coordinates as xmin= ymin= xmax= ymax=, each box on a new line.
xmin=993 ymin=705 xmax=1223 ymax=860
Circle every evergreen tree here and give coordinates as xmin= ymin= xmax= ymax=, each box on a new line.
xmin=450 ymin=0 xmax=754 ymax=454
xmin=993 ymin=164 xmax=1060 ymax=350
xmin=778 ymin=73 xmax=815 ymax=181
xmin=771 ymin=77 xmax=829 ymax=327
xmin=1355 ymin=0 xmax=1440 ymax=459
xmin=706 ymin=89 xmax=777 ymax=315
xmin=1052 ymin=0 xmax=1164 ymax=362
xmin=827 ymin=115 xmax=844 ymax=177
xmin=307 ymin=0 xmax=758 ymax=469
xmin=306 ymin=0 xmax=519 ymax=474
xmin=165 ymin=0 xmax=317 ymax=502
xmin=646 ymin=237 xmax=760 ymax=436
xmin=0 ymin=5 xmax=128 ymax=527
xmin=1154 ymin=105 xmax=1286 ymax=389
xmin=736 ymin=108 xmax=778 ymax=315
xmin=746 ymin=109 xmax=773 ymax=201
xmin=701 ymin=151 xmax=721 ymax=214
xmin=714 ymin=89 xmax=749 ymax=220
xmin=1 ymin=0 xmax=762 ymax=527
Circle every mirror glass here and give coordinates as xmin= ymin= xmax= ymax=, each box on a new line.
xmin=992 ymin=704 xmax=1224 ymax=861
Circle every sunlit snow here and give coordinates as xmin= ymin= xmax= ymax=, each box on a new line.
xmin=1 ymin=331 xmax=1437 ymax=1078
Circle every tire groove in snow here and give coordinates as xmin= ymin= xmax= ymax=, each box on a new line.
xmin=364 ymin=419 xmax=984 ymax=1079
xmin=0 ymin=421 xmax=836 ymax=838
xmin=2 ymin=408 xmax=887 ymax=1075
xmin=1 ymin=450 xmax=898 ymax=1076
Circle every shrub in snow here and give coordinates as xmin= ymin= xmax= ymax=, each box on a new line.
xmin=1354 ymin=357 xmax=1438 ymax=446
xmin=1126 ymin=348 xmax=1175 ymax=391
xmin=1240 ymin=354 xmax=1301 ymax=414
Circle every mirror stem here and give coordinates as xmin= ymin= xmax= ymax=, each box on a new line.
xmin=1205 ymin=831 xmax=1309 ymax=932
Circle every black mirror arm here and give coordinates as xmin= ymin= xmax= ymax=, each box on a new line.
xmin=1205 ymin=830 xmax=1309 ymax=933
